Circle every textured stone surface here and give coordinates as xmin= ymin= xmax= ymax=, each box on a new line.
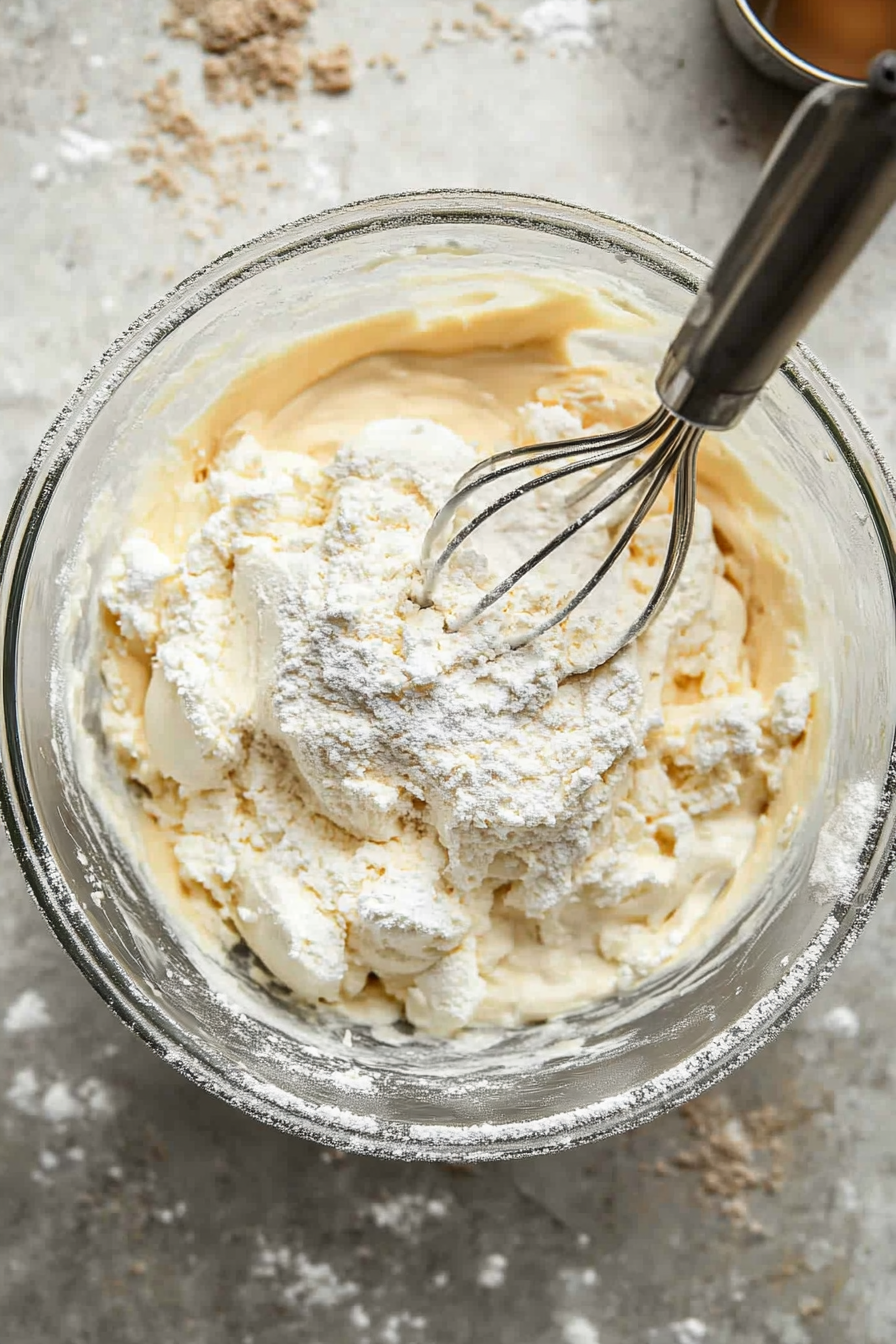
xmin=2 ymin=2 xmax=895 ymax=1341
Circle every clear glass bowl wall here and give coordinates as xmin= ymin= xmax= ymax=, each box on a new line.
xmin=2 ymin=193 xmax=895 ymax=1160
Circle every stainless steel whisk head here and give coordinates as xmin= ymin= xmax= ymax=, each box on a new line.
xmin=421 ymin=52 xmax=896 ymax=661
xmin=420 ymin=408 xmax=702 ymax=655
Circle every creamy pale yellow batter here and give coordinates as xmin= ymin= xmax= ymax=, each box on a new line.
xmin=94 ymin=276 xmax=815 ymax=1034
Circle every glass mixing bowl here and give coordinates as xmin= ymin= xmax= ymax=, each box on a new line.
xmin=2 ymin=192 xmax=895 ymax=1161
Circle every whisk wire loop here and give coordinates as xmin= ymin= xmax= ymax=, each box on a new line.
xmin=420 ymin=406 xmax=669 ymax=587
xmin=504 ymin=424 xmax=702 ymax=650
xmin=420 ymin=405 xmax=703 ymax=657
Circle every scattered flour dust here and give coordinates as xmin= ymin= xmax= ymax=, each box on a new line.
xmin=559 ymin=1317 xmax=601 ymax=1344
xmin=57 ymin=126 xmax=114 ymax=165
xmin=350 ymin=1303 xmax=372 ymax=1332
xmin=818 ymin=1004 xmax=860 ymax=1039
xmin=364 ymin=1193 xmax=450 ymax=1236
xmin=477 ymin=1252 xmax=508 ymax=1288
xmin=3 ymin=989 xmax=52 ymax=1033
xmin=558 ymin=1266 xmax=599 ymax=1292
xmin=252 ymin=1240 xmax=359 ymax=1310
xmin=668 ymin=1322 xmax=709 ymax=1344
xmin=5 ymin=1068 xmax=115 ymax=1125
xmin=379 ymin=1314 xmax=428 ymax=1344
xmin=153 ymin=1200 xmax=188 ymax=1224
xmin=520 ymin=0 xmax=611 ymax=49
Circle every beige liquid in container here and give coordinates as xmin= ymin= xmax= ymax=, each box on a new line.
xmin=764 ymin=0 xmax=896 ymax=79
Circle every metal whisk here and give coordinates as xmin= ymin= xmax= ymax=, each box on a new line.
xmin=421 ymin=52 xmax=896 ymax=661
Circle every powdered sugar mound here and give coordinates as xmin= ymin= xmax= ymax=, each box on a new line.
xmin=808 ymin=777 xmax=878 ymax=903
xmin=522 ymin=400 xmax=584 ymax=442
xmin=102 ymin=532 xmax=175 ymax=644
xmin=405 ymin=940 xmax=485 ymax=1035
xmin=521 ymin=0 xmax=611 ymax=50
xmin=770 ymin=677 xmax=812 ymax=743
xmin=3 ymin=988 xmax=52 ymax=1033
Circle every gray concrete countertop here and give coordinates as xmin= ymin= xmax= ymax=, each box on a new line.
xmin=1 ymin=2 xmax=894 ymax=1341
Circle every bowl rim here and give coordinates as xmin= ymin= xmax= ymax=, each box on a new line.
xmin=2 ymin=187 xmax=895 ymax=1161
xmin=720 ymin=0 xmax=865 ymax=89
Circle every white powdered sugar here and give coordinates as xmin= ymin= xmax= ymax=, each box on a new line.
xmin=3 ymin=989 xmax=52 ymax=1033
xmin=668 ymin=1322 xmax=709 ymax=1344
xmin=808 ymin=777 xmax=878 ymax=904
xmin=97 ymin=400 xmax=812 ymax=1035
xmin=364 ymin=1193 xmax=449 ymax=1237
xmin=6 ymin=1068 xmax=115 ymax=1125
xmin=560 ymin=1317 xmax=601 ymax=1344
xmin=520 ymin=0 xmax=612 ymax=50
xmin=252 ymin=1240 xmax=359 ymax=1309
xmin=818 ymin=1004 xmax=860 ymax=1039
xmin=101 ymin=533 xmax=175 ymax=644
xmin=477 ymin=1253 xmax=508 ymax=1288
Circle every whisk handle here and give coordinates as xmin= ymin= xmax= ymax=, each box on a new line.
xmin=657 ymin=51 xmax=896 ymax=430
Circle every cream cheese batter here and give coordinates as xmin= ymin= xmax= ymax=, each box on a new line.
xmin=94 ymin=276 xmax=814 ymax=1035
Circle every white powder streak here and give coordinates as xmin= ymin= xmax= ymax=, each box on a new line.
xmin=5 ymin=1069 xmax=115 ymax=1125
xmin=808 ymin=777 xmax=878 ymax=903
xmin=4 ymin=989 xmax=52 ymax=1033
xmin=520 ymin=0 xmax=610 ymax=49
xmin=477 ymin=1252 xmax=508 ymax=1288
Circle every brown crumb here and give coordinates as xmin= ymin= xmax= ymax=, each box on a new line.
xmin=309 ymin=43 xmax=353 ymax=94
xmin=799 ymin=1296 xmax=825 ymax=1319
xmin=141 ymin=72 xmax=215 ymax=173
xmin=163 ymin=0 xmax=315 ymax=103
xmin=663 ymin=1093 xmax=807 ymax=1227
xmin=768 ymin=1258 xmax=805 ymax=1284
xmin=195 ymin=0 xmax=312 ymax=53
xmin=137 ymin=165 xmax=183 ymax=199
xmin=74 ymin=91 xmax=89 ymax=116
xmin=475 ymin=0 xmax=512 ymax=27
xmin=204 ymin=34 xmax=304 ymax=105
